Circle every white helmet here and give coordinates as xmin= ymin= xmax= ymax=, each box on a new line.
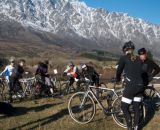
xmin=81 ymin=64 xmax=87 ymax=69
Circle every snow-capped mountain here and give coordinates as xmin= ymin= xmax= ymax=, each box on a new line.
xmin=0 ymin=0 xmax=160 ymax=56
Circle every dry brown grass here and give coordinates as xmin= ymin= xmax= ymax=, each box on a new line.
xmin=0 ymin=94 xmax=160 ymax=130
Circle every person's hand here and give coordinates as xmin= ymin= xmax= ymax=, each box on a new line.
xmin=67 ymin=73 xmax=71 ymax=76
xmin=85 ymin=77 xmax=90 ymax=82
xmin=75 ymin=78 xmax=79 ymax=82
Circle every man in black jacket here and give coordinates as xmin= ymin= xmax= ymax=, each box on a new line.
xmin=81 ymin=64 xmax=100 ymax=98
xmin=81 ymin=64 xmax=99 ymax=86
xmin=138 ymin=48 xmax=160 ymax=86
xmin=116 ymin=41 xmax=144 ymax=130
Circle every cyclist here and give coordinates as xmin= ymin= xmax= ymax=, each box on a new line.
xmin=116 ymin=41 xmax=145 ymax=130
xmin=138 ymin=48 xmax=160 ymax=86
xmin=63 ymin=62 xmax=80 ymax=88
xmin=81 ymin=64 xmax=100 ymax=98
xmin=13 ymin=59 xmax=26 ymax=90
xmin=35 ymin=60 xmax=54 ymax=95
xmin=0 ymin=57 xmax=17 ymax=102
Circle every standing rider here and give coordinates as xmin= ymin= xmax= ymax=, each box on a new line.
xmin=138 ymin=48 xmax=160 ymax=86
xmin=116 ymin=41 xmax=145 ymax=130
xmin=35 ymin=60 xmax=54 ymax=95
xmin=0 ymin=57 xmax=17 ymax=102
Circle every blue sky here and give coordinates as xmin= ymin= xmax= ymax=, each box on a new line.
xmin=82 ymin=0 xmax=160 ymax=25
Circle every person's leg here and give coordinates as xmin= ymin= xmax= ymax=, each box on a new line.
xmin=121 ymin=87 xmax=133 ymax=130
xmin=69 ymin=77 xmax=74 ymax=86
xmin=76 ymin=80 xmax=81 ymax=91
xmin=9 ymin=77 xmax=14 ymax=102
xmin=45 ymin=77 xmax=53 ymax=94
xmin=93 ymin=76 xmax=100 ymax=99
xmin=133 ymin=88 xmax=144 ymax=130
xmin=133 ymin=101 xmax=141 ymax=130
xmin=121 ymin=99 xmax=132 ymax=129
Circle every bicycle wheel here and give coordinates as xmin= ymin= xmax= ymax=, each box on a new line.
xmin=60 ymin=83 xmax=75 ymax=95
xmin=54 ymin=80 xmax=61 ymax=93
xmin=68 ymin=92 xmax=96 ymax=124
xmin=144 ymin=86 xmax=160 ymax=109
xmin=111 ymin=96 xmax=146 ymax=128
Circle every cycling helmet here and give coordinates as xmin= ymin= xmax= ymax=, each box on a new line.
xmin=138 ymin=48 xmax=147 ymax=55
xmin=122 ymin=41 xmax=135 ymax=53
xmin=81 ymin=64 xmax=87 ymax=69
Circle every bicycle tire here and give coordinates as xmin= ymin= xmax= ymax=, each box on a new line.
xmin=144 ymin=86 xmax=160 ymax=110
xmin=111 ymin=96 xmax=146 ymax=128
xmin=68 ymin=92 xmax=96 ymax=124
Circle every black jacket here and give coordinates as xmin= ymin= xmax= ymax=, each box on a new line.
xmin=141 ymin=59 xmax=160 ymax=86
xmin=116 ymin=54 xmax=144 ymax=85
xmin=35 ymin=63 xmax=48 ymax=76
xmin=82 ymin=66 xmax=99 ymax=80
xmin=16 ymin=65 xmax=24 ymax=79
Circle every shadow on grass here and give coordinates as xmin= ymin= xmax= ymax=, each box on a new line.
xmin=14 ymin=102 xmax=63 ymax=116
xmin=9 ymin=107 xmax=69 ymax=130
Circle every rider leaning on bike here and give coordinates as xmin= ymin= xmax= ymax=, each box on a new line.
xmin=116 ymin=41 xmax=145 ymax=130
xmin=81 ymin=63 xmax=100 ymax=98
xmin=138 ymin=48 xmax=160 ymax=86
xmin=63 ymin=62 xmax=80 ymax=86
xmin=81 ymin=64 xmax=99 ymax=86
xmin=35 ymin=60 xmax=54 ymax=95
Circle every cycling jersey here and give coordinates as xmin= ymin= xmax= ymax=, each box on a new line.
xmin=116 ymin=54 xmax=144 ymax=85
xmin=0 ymin=65 xmax=16 ymax=82
xmin=35 ymin=62 xmax=48 ymax=76
xmin=64 ymin=65 xmax=79 ymax=78
xmin=141 ymin=59 xmax=160 ymax=86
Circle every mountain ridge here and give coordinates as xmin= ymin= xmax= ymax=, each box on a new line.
xmin=0 ymin=0 xmax=160 ymax=57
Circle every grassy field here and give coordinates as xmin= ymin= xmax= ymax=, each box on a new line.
xmin=0 ymin=93 xmax=160 ymax=130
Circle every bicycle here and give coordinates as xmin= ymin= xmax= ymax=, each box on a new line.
xmin=60 ymin=76 xmax=77 ymax=96
xmin=68 ymin=82 xmax=125 ymax=125
xmin=50 ymin=70 xmax=62 ymax=95
xmin=19 ymin=77 xmax=35 ymax=98
xmin=143 ymin=77 xmax=160 ymax=110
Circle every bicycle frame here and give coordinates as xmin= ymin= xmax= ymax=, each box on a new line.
xmin=80 ymin=85 xmax=119 ymax=113
xmin=20 ymin=77 xmax=35 ymax=97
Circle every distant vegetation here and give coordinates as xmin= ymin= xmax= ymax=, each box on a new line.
xmin=80 ymin=50 xmax=119 ymax=61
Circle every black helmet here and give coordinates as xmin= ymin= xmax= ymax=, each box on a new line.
xmin=138 ymin=48 xmax=147 ymax=55
xmin=122 ymin=41 xmax=135 ymax=52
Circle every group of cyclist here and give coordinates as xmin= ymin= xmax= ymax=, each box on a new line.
xmin=0 ymin=41 xmax=160 ymax=130
xmin=116 ymin=41 xmax=160 ymax=130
